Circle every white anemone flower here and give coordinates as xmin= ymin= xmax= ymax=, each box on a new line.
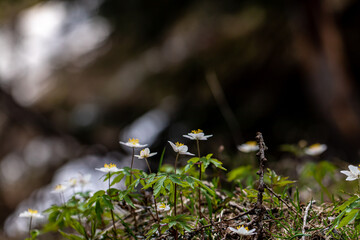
xmin=304 ymin=143 xmax=327 ymax=156
xmin=229 ymin=225 xmax=256 ymax=236
xmin=135 ymin=148 xmax=157 ymax=159
xmin=68 ymin=178 xmax=78 ymax=188
xmin=95 ymin=163 xmax=121 ymax=173
xmin=183 ymin=129 xmax=213 ymax=141
xmin=51 ymin=184 xmax=67 ymax=193
xmin=340 ymin=165 xmax=360 ymax=181
xmin=78 ymin=174 xmax=91 ymax=187
xmin=19 ymin=209 xmax=44 ymax=219
xmin=237 ymin=141 xmax=259 ymax=153
xmin=168 ymin=141 xmax=195 ymax=156
xmin=157 ymin=203 xmax=170 ymax=211
xmin=119 ymin=138 xmax=147 ymax=148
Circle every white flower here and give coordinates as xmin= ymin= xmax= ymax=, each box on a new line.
xmin=237 ymin=141 xmax=259 ymax=153
xmin=19 ymin=209 xmax=44 ymax=219
xmin=304 ymin=143 xmax=327 ymax=156
xmin=168 ymin=141 xmax=195 ymax=156
xmin=95 ymin=163 xmax=121 ymax=173
xmin=340 ymin=165 xmax=360 ymax=181
xmin=229 ymin=225 xmax=256 ymax=236
xmin=135 ymin=148 xmax=157 ymax=159
xmin=68 ymin=178 xmax=78 ymax=188
xmin=51 ymin=184 xmax=67 ymax=193
xmin=78 ymin=174 xmax=91 ymax=187
xmin=157 ymin=203 xmax=170 ymax=211
xmin=183 ymin=129 xmax=213 ymax=141
xmin=119 ymin=138 xmax=147 ymax=148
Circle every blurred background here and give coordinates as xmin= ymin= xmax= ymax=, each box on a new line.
xmin=1 ymin=0 xmax=360 ymax=238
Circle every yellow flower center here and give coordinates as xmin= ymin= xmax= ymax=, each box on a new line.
xmin=236 ymin=225 xmax=248 ymax=231
xmin=104 ymin=163 xmax=116 ymax=169
xmin=28 ymin=209 xmax=38 ymax=214
xmin=191 ymin=129 xmax=203 ymax=134
xmin=175 ymin=142 xmax=184 ymax=147
xmin=55 ymin=184 xmax=63 ymax=190
xmin=246 ymin=141 xmax=257 ymax=146
xmin=159 ymin=203 xmax=166 ymax=208
xmin=128 ymin=138 xmax=139 ymax=144
xmin=309 ymin=143 xmax=321 ymax=149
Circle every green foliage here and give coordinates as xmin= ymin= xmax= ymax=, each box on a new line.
xmin=32 ymin=135 xmax=360 ymax=239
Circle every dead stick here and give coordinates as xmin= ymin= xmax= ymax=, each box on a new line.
xmin=255 ymin=132 xmax=267 ymax=240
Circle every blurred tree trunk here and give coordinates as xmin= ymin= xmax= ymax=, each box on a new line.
xmin=291 ymin=0 xmax=360 ymax=145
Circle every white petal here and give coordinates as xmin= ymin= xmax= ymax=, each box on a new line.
xmin=349 ymin=165 xmax=360 ymax=175
xmin=346 ymin=176 xmax=358 ymax=181
xmin=181 ymin=151 xmax=195 ymax=156
xmin=178 ymin=145 xmax=188 ymax=153
xmin=148 ymin=152 xmax=157 ymax=157
xmin=228 ymin=227 xmax=238 ymax=233
xmin=183 ymin=135 xmax=195 ymax=140
xmin=168 ymin=141 xmax=178 ymax=152
xmin=340 ymin=170 xmax=352 ymax=176
xmin=135 ymin=144 xmax=148 ymax=148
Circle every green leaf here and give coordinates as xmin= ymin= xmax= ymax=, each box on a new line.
xmin=338 ymin=209 xmax=359 ymax=228
xmin=95 ymin=200 xmax=103 ymax=222
xmin=111 ymin=173 xmax=125 ymax=186
xmin=209 ymin=158 xmax=226 ymax=171
xmin=204 ymin=192 xmax=213 ymax=219
xmin=158 ymin=147 xmax=166 ymax=172
xmin=169 ymin=174 xmax=184 ymax=186
xmin=335 ymin=196 xmax=359 ymax=212
xmin=70 ymin=220 xmax=87 ymax=237
xmin=153 ymin=176 xmax=166 ymax=197
xmin=59 ymin=230 xmax=85 ymax=240
xmin=102 ymin=195 xmax=114 ymax=210
xmin=146 ymin=224 xmax=160 ymax=239
xmin=124 ymin=195 xmax=135 ymax=208
xmin=227 ymin=165 xmax=254 ymax=182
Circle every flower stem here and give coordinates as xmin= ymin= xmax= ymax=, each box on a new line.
xmin=146 ymin=158 xmax=161 ymax=235
xmin=174 ymin=153 xmax=179 ymax=240
xmin=145 ymin=158 xmax=152 ymax=174
xmin=196 ymin=139 xmax=202 ymax=219
xmin=29 ymin=217 xmax=32 ymax=237
xmin=108 ymin=172 xmax=117 ymax=236
xmin=130 ymin=147 xmax=135 ymax=185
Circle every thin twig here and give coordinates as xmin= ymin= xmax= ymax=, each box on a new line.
xmin=255 ymin=132 xmax=267 ymax=240
xmin=302 ymin=200 xmax=316 ymax=240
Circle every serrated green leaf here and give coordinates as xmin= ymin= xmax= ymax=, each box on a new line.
xmin=169 ymin=174 xmax=184 ymax=186
xmin=153 ymin=176 xmax=166 ymax=197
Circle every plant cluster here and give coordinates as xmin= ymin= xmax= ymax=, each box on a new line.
xmin=19 ymin=131 xmax=360 ymax=239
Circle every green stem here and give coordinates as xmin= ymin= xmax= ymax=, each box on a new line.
xmin=174 ymin=153 xmax=179 ymax=215
xmin=174 ymin=153 xmax=179 ymax=240
xmin=130 ymin=147 xmax=135 ymax=185
xmin=146 ymin=158 xmax=161 ymax=235
xmin=29 ymin=217 xmax=32 ymax=237
xmin=145 ymin=158 xmax=152 ymax=174
xmin=108 ymin=172 xmax=117 ymax=236
xmin=196 ymin=139 xmax=202 ymax=218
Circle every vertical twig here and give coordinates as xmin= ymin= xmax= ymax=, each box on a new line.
xmin=302 ymin=200 xmax=315 ymax=240
xmin=255 ymin=132 xmax=268 ymax=240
